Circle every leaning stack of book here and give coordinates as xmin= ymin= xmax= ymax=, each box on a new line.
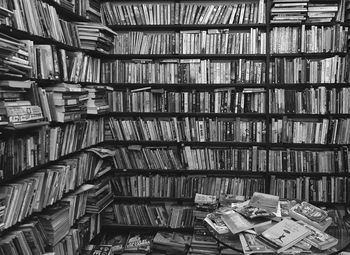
xmin=37 ymin=203 xmax=71 ymax=246
xmin=205 ymin=192 xmax=340 ymax=254
xmin=44 ymin=83 xmax=88 ymax=122
xmin=0 ymin=33 xmax=32 ymax=78
xmin=0 ymin=220 xmax=47 ymax=254
xmin=270 ymin=0 xmax=308 ymax=23
xmin=74 ymin=22 xmax=116 ymax=53
xmin=189 ymin=219 xmax=219 ymax=255
xmin=307 ymin=3 xmax=339 ymax=22
xmin=85 ymin=179 xmax=114 ymax=214
xmin=85 ymin=85 xmax=113 ymax=115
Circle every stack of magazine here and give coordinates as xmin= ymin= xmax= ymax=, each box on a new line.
xmin=204 ymin=192 xmax=340 ymax=254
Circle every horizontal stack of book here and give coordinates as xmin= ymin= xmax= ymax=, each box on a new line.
xmin=45 ymin=83 xmax=88 ymax=122
xmin=270 ymin=0 xmax=308 ymax=23
xmin=307 ymin=3 xmax=338 ymax=22
xmin=74 ymin=22 xmax=116 ymax=53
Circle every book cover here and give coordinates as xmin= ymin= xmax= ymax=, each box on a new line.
xmin=124 ymin=232 xmax=153 ymax=253
xmin=289 ymin=202 xmax=332 ymax=231
xmin=248 ymin=192 xmax=279 ymax=213
xmin=89 ymin=244 xmax=112 ymax=255
xmin=296 ymin=220 xmax=338 ymax=250
xmin=256 ymin=218 xmax=311 ymax=253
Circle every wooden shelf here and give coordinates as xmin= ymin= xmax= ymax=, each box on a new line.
xmin=109 ymin=23 xmax=267 ymax=31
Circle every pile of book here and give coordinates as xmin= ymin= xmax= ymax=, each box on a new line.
xmin=86 ymin=85 xmax=113 ymax=114
xmin=270 ymin=0 xmax=308 ymax=23
xmin=44 ymin=83 xmax=88 ymax=122
xmin=0 ymin=80 xmax=44 ymax=127
xmin=74 ymin=22 xmax=116 ymax=53
xmin=86 ymin=179 xmax=114 ymax=214
xmin=0 ymin=33 xmax=32 ymax=78
xmin=205 ymin=192 xmax=340 ymax=254
xmin=189 ymin=219 xmax=219 ymax=255
xmin=307 ymin=2 xmax=339 ymax=22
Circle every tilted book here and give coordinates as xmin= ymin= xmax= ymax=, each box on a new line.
xmin=256 ymin=218 xmax=311 ymax=254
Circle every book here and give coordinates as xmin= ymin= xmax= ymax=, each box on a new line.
xmin=296 ymin=220 xmax=338 ymax=250
xmin=239 ymin=232 xmax=274 ymax=254
xmin=248 ymin=192 xmax=279 ymax=213
xmin=89 ymin=245 xmax=112 ymax=255
xmin=124 ymin=232 xmax=153 ymax=254
xmin=289 ymin=202 xmax=332 ymax=231
xmin=256 ymin=218 xmax=311 ymax=253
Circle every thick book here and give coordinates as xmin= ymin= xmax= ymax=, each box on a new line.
xmin=256 ymin=218 xmax=311 ymax=254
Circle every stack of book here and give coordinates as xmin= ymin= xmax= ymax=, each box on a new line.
xmin=86 ymin=179 xmax=114 ymax=214
xmin=0 ymin=80 xmax=44 ymax=127
xmin=52 ymin=228 xmax=80 ymax=255
xmin=0 ymin=220 xmax=47 ymax=254
xmin=270 ymin=0 xmax=308 ymax=23
xmin=44 ymin=83 xmax=88 ymax=122
xmin=74 ymin=22 xmax=116 ymax=53
xmin=0 ymin=33 xmax=32 ymax=78
xmin=86 ymin=85 xmax=113 ymax=114
xmin=37 ymin=203 xmax=71 ymax=246
xmin=189 ymin=219 xmax=219 ymax=255
xmin=307 ymin=3 xmax=339 ymax=22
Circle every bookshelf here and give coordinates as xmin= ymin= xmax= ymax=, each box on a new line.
xmin=0 ymin=0 xmax=349 ymax=253
xmin=97 ymin=0 xmax=350 ymax=235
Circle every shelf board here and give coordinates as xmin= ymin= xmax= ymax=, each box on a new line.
xmin=270 ymin=52 xmax=346 ymax=58
xmin=270 ymin=21 xmax=347 ymax=27
xmin=269 ymin=172 xmax=350 ymax=178
xmin=0 ymin=121 xmax=49 ymax=131
xmin=109 ymin=23 xmax=267 ymax=31
xmin=112 ymin=169 xmax=268 ymax=176
xmin=105 ymin=140 xmax=266 ymax=147
xmin=109 ymin=112 xmax=267 ymax=118
xmin=269 ymin=83 xmax=350 ymax=89
xmin=106 ymin=53 xmax=267 ymax=60
xmin=270 ymin=113 xmax=350 ymax=118
xmin=95 ymin=83 xmax=268 ymax=89
xmin=269 ymin=143 xmax=350 ymax=149
xmin=114 ymin=196 xmax=194 ymax=203
xmin=101 ymin=224 xmax=193 ymax=232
